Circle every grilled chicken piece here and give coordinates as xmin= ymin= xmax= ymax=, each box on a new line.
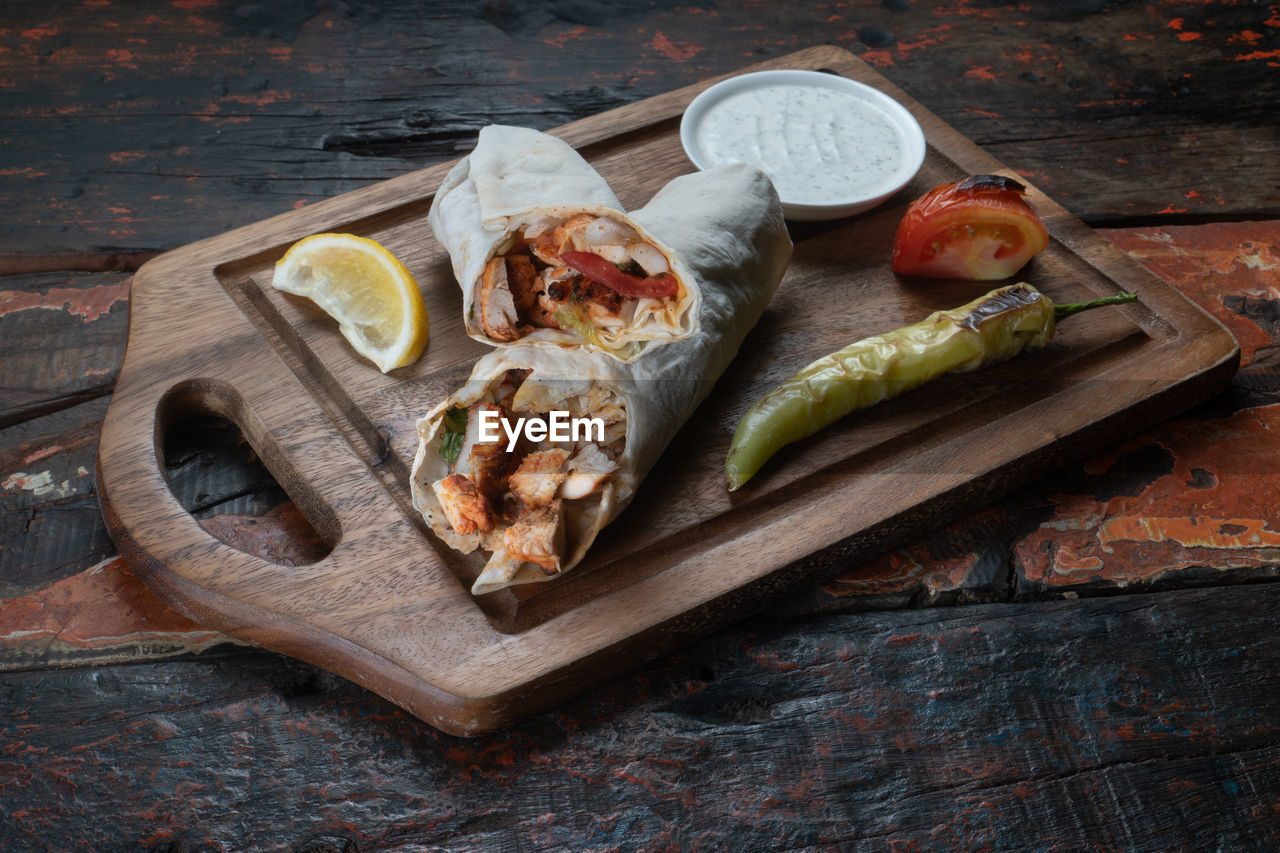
xmin=559 ymin=443 xmax=618 ymax=499
xmin=476 ymin=256 xmax=521 ymax=341
xmin=528 ymin=214 xmax=590 ymax=267
xmin=454 ymin=402 xmax=518 ymax=501
xmin=551 ymin=213 xmax=597 ymax=256
xmin=503 ymin=499 xmax=565 ymax=574
xmin=527 ymin=267 xmax=573 ymax=328
xmin=493 ymin=368 xmax=532 ymax=407
xmin=505 ymin=254 xmax=540 ymax=317
xmin=508 ymin=448 xmax=570 ymax=507
xmin=502 ymin=493 xmax=530 ymax=524
xmin=506 ymin=257 xmax=562 ymax=329
xmin=599 ymin=411 xmax=627 ymax=446
xmin=432 ymin=474 xmax=494 ymax=535
xmin=527 ymin=229 xmax=558 ymax=267
xmin=579 ymin=277 xmax=624 ymax=319
xmin=579 ymin=401 xmax=626 ymax=448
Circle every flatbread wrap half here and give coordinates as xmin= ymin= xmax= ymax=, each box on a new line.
xmin=412 ymin=164 xmax=792 ymax=595
xmin=428 ymin=124 xmax=702 ymax=361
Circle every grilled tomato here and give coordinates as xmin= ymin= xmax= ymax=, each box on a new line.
xmin=891 ymin=175 xmax=1049 ymax=280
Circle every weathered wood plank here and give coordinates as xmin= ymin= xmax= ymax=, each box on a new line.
xmin=2 ymin=583 xmax=1278 ymax=850
xmin=0 ymin=404 xmax=316 ymax=671
xmin=1011 ymin=221 xmax=1280 ymax=598
xmin=0 ymin=399 xmax=302 ymax=603
xmin=0 ymin=396 xmax=112 ymax=598
xmin=0 ymin=271 xmax=129 ymax=427
xmin=161 ymin=414 xmax=297 ymax=520
xmin=1 ymin=1 xmax=1275 ymax=256
xmin=0 ymin=555 xmax=242 ymax=672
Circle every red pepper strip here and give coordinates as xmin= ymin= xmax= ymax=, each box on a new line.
xmin=559 ymin=251 xmax=678 ymax=299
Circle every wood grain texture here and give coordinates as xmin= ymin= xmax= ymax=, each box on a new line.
xmin=0 ymin=271 xmax=129 ymax=427
xmin=94 ymin=47 xmax=1238 ymax=735
xmin=1010 ymin=221 xmax=1280 ymax=598
xmin=0 ymin=0 xmax=1275 ymax=258
xmin=3 ymin=582 xmax=1279 ymax=850
xmin=0 ymin=396 xmax=113 ymax=599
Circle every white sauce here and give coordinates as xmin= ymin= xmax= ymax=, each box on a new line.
xmin=693 ymin=83 xmax=910 ymax=205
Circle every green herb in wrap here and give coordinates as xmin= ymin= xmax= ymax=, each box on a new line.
xmin=439 ymin=405 xmax=469 ymax=465
xmin=725 ymin=283 xmax=1137 ymax=490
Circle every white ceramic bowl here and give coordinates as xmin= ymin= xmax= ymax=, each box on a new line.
xmin=679 ymin=69 xmax=927 ymax=221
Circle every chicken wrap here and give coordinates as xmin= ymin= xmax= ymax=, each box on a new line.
xmin=428 ymin=125 xmax=702 ymax=360
xmin=412 ymin=163 xmax=791 ymax=595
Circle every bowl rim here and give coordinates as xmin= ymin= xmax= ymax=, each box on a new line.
xmin=678 ymin=68 xmax=927 ymax=220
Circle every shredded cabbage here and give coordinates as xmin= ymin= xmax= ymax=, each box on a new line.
xmin=553 ymin=303 xmax=646 ymax=360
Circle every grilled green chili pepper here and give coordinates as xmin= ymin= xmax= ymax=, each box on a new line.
xmin=725 ymin=283 xmax=1137 ymax=490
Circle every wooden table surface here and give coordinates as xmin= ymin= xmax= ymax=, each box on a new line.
xmin=2 ymin=1 xmax=1279 ymax=850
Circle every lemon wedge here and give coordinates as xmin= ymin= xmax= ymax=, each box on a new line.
xmin=272 ymin=233 xmax=428 ymax=373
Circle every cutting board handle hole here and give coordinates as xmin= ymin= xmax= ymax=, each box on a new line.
xmin=157 ymin=380 xmax=337 ymax=566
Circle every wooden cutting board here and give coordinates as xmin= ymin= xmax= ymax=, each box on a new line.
xmin=96 ymin=45 xmax=1239 ymax=736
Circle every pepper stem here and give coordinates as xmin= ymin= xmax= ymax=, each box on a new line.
xmin=1054 ymin=292 xmax=1137 ymax=321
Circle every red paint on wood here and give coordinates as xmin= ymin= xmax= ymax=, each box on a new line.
xmin=1101 ymin=221 xmax=1280 ymax=366
xmin=0 ymin=502 xmax=318 ymax=662
xmin=1016 ymin=404 xmax=1280 ymax=592
xmin=819 ymin=545 xmax=986 ymax=602
xmin=0 ymin=556 xmax=226 ymax=654
xmin=1234 ymin=49 xmax=1280 ymax=64
xmin=860 ymin=49 xmax=893 ymax=67
xmin=650 ymin=32 xmax=702 ymax=62
xmin=0 ymin=279 xmax=130 ymax=322
xmin=1009 ymin=222 xmax=1280 ymax=596
xmin=1228 ymin=30 xmax=1265 ymax=45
